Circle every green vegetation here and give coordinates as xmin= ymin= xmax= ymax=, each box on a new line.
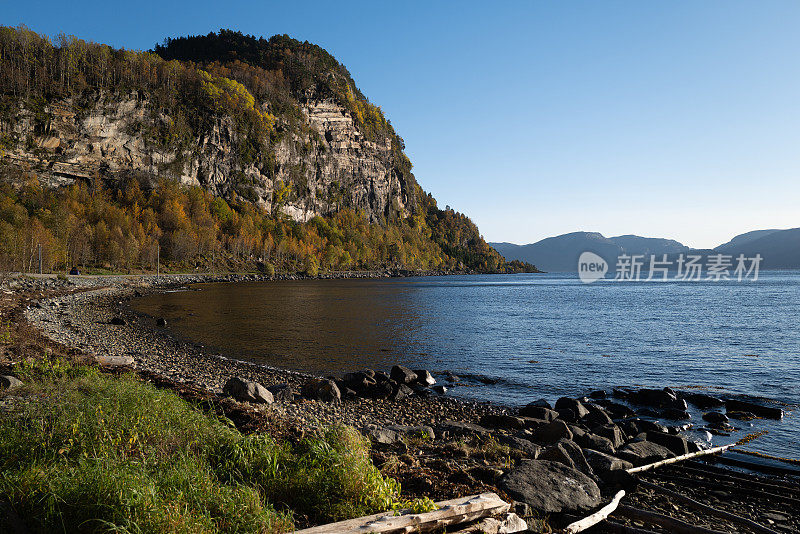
xmin=0 ymin=25 xmax=537 ymax=275
xmin=0 ymin=360 xmax=426 ymax=533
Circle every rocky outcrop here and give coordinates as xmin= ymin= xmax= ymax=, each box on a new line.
xmin=1 ymin=95 xmax=415 ymax=224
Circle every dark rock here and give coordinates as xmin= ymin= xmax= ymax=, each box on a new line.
xmin=726 ymin=398 xmax=783 ymax=420
xmin=596 ymin=400 xmax=637 ymax=419
xmin=556 ymin=408 xmax=578 ymax=423
xmin=555 ymin=397 xmax=590 ymax=418
xmin=629 ymin=388 xmax=684 ymax=409
xmin=612 ymin=387 xmax=633 ymax=399
xmin=582 ymin=404 xmax=614 ymax=427
xmin=410 ymin=384 xmax=432 ymax=397
xmin=300 ymin=378 xmax=341 ymax=402
xmin=156 ymin=317 xmax=167 ymax=327
xmin=593 ymin=424 xmax=625 ymax=448
xmin=390 ymin=383 xmax=414 ymax=400
xmin=540 ymin=438 xmax=594 ymax=477
xmin=702 ymin=411 xmax=729 ymax=424
xmin=532 ymin=420 xmax=573 ymax=444
xmin=470 ymin=465 xmax=505 ymax=484
xmin=266 ymin=383 xmax=295 ymax=402
xmin=588 ymin=390 xmax=607 ymax=400
xmin=498 ymin=435 xmax=542 ymax=458
xmin=431 ymin=385 xmax=448 ymax=395
xmin=645 ymin=431 xmax=689 ymax=455
xmin=519 ymin=417 xmax=549 ymax=429
xmin=499 ymin=460 xmax=602 ymax=514
xmin=519 ymin=405 xmax=558 ymax=421
xmin=361 ymin=368 xmax=376 ymax=379
xmin=727 ymin=410 xmax=757 ymax=421
xmin=368 ymin=427 xmax=401 ymax=445
xmin=617 ymin=441 xmax=675 ymax=466
xmin=0 ymin=375 xmax=23 ymax=389
xmin=526 ymin=398 xmax=552 ymax=409
xmin=413 ymin=369 xmax=436 ymax=386
xmin=685 ymin=392 xmax=724 ymax=409
xmin=574 ymin=431 xmax=616 ymax=454
xmin=480 ymin=414 xmax=527 ymax=430
xmin=662 ymin=408 xmax=691 ymax=420
xmin=584 ymin=448 xmax=634 ymax=474
xmin=442 ymin=371 xmax=460 ymax=383
xmin=109 ymin=317 xmax=126 ymax=326
xmin=364 ymin=380 xmax=394 ymax=399
xmin=390 ymin=365 xmax=418 ymax=385
xmin=223 ymin=377 xmax=274 ymax=404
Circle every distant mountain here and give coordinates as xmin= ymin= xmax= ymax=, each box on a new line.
xmin=713 ymin=228 xmax=800 ymax=269
xmin=490 ymin=228 xmax=800 ymax=272
xmin=490 ymin=232 xmax=683 ymax=272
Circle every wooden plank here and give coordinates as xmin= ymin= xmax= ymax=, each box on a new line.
xmin=294 ymin=492 xmax=510 ymax=534
xmin=563 ymin=490 xmax=625 ymax=533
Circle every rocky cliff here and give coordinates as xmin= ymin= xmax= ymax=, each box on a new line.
xmin=2 ymin=94 xmax=412 ymax=223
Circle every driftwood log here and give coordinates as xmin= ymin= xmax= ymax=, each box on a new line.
xmin=294 ymin=492 xmax=510 ymax=534
xmin=562 ymin=490 xmax=625 ymax=534
xmin=626 ymin=443 xmax=734 ymax=474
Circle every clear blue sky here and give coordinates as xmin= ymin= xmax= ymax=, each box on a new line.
xmin=5 ymin=1 xmax=800 ymax=248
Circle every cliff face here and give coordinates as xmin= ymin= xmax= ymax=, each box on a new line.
xmin=2 ymin=95 xmax=413 ymax=223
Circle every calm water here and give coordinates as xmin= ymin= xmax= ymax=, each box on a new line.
xmin=133 ymin=272 xmax=800 ymax=458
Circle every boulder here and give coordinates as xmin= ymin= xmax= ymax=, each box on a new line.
xmin=617 ymin=441 xmax=675 ymax=466
xmin=390 ymin=365 xmax=418 ymax=385
xmin=630 ymin=388 xmax=682 ymax=409
xmin=584 ymin=448 xmax=634 ymax=473
xmin=539 ymin=439 xmax=594 ymax=477
xmin=480 ymin=414 xmax=527 ymax=430
xmin=364 ymin=380 xmax=394 ymax=399
xmin=555 ymin=397 xmax=589 ymax=418
xmin=431 ymin=385 xmax=448 ymax=395
xmin=367 ymin=427 xmax=401 ymax=445
xmin=109 ymin=317 xmax=127 ymax=326
xmin=726 ymin=399 xmax=783 ymax=420
xmin=223 ymin=377 xmax=274 ymax=404
xmin=301 ymin=378 xmax=341 ymax=403
xmin=574 ymin=431 xmax=616 ymax=454
xmin=556 ymin=408 xmax=578 ymax=423
xmin=588 ymin=390 xmax=607 ymax=400
xmin=645 ymin=431 xmax=690 ymax=455
xmin=518 ymin=405 xmax=558 ymax=421
xmin=519 ymin=417 xmax=549 ymax=429
xmin=662 ymin=408 xmax=691 ymax=420
xmin=266 ymin=383 xmax=295 ymax=402
xmin=526 ymin=398 xmax=552 ymax=409
xmin=582 ymin=404 xmax=614 ymax=427
xmin=685 ymin=392 xmax=724 ymax=409
xmin=596 ymin=400 xmax=637 ymax=419
xmin=155 ymin=317 xmax=167 ymax=327
xmin=390 ymin=383 xmax=414 ymax=400
xmin=0 ymin=375 xmax=23 ymax=390
xmin=499 ymin=460 xmax=602 ymax=514
xmin=531 ymin=420 xmax=573 ymax=444
xmin=593 ymin=424 xmax=625 ymax=448
xmin=702 ymin=411 xmax=729 ymax=424
xmin=498 ymin=435 xmax=542 ymax=458
xmin=413 ymin=369 xmax=436 ymax=386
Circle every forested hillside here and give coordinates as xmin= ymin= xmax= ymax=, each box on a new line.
xmin=0 ymin=26 xmax=535 ymax=274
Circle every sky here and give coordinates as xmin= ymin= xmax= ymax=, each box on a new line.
xmin=4 ymin=1 xmax=800 ymax=249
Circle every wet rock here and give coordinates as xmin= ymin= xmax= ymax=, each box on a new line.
xmin=617 ymin=440 xmax=675 ymax=466
xmin=109 ymin=317 xmax=126 ymax=325
xmin=413 ymin=369 xmax=436 ymax=386
xmin=702 ymin=411 xmax=729 ymax=424
xmin=584 ymin=448 xmax=634 ymax=474
xmin=532 ymin=419 xmax=573 ymax=444
xmin=0 ymin=376 xmax=23 ymax=390
xmin=266 ymin=383 xmax=295 ymax=402
xmin=223 ymin=377 xmax=274 ymax=404
xmin=726 ymin=398 xmax=783 ymax=420
xmin=526 ymin=398 xmax=552 ymax=409
xmin=431 ymin=385 xmax=448 ymax=395
xmin=662 ymin=408 xmax=691 ymax=420
xmin=519 ymin=405 xmax=558 ymax=421
xmin=499 ymin=460 xmax=602 ymax=514
xmin=156 ymin=317 xmax=167 ymax=327
xmin=630 ymin=388 xmax=684 ymax=409
xmin=588 ymin=390 xmax=607 ymax=400
xmin=727 ymin=410 xmax=756 ymax=421
xmin=300 ymin=378 xmax=341 ymax=403
xmin=685 ymin=392 xmax=724 ymax=409
xmin=390 ymin=365 xmax=418 ymax=385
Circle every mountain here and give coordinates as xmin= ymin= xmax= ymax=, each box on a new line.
xmin=490 ymin=232 xmax=688 ymax=272
xmin=492 ymin=228 xmax=800 ymax=272
xmin=0 ymin=27 xmax=525 ymax=274
xmin=713 ymin=228 xmax=800 ymax=269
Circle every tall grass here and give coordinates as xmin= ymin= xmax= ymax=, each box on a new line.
xmin=0 ymin=362 xmax=405 ymax=533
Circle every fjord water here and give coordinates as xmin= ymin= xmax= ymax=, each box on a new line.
xmin=133 ymin=272 xmax=800 ymax=458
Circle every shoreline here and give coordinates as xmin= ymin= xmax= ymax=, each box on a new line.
xmin=6 ymin=273 xmax=800 ymax=533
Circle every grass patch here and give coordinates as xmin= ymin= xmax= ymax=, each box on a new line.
xmin=0 ymin=362 xmax=411 ymax=533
